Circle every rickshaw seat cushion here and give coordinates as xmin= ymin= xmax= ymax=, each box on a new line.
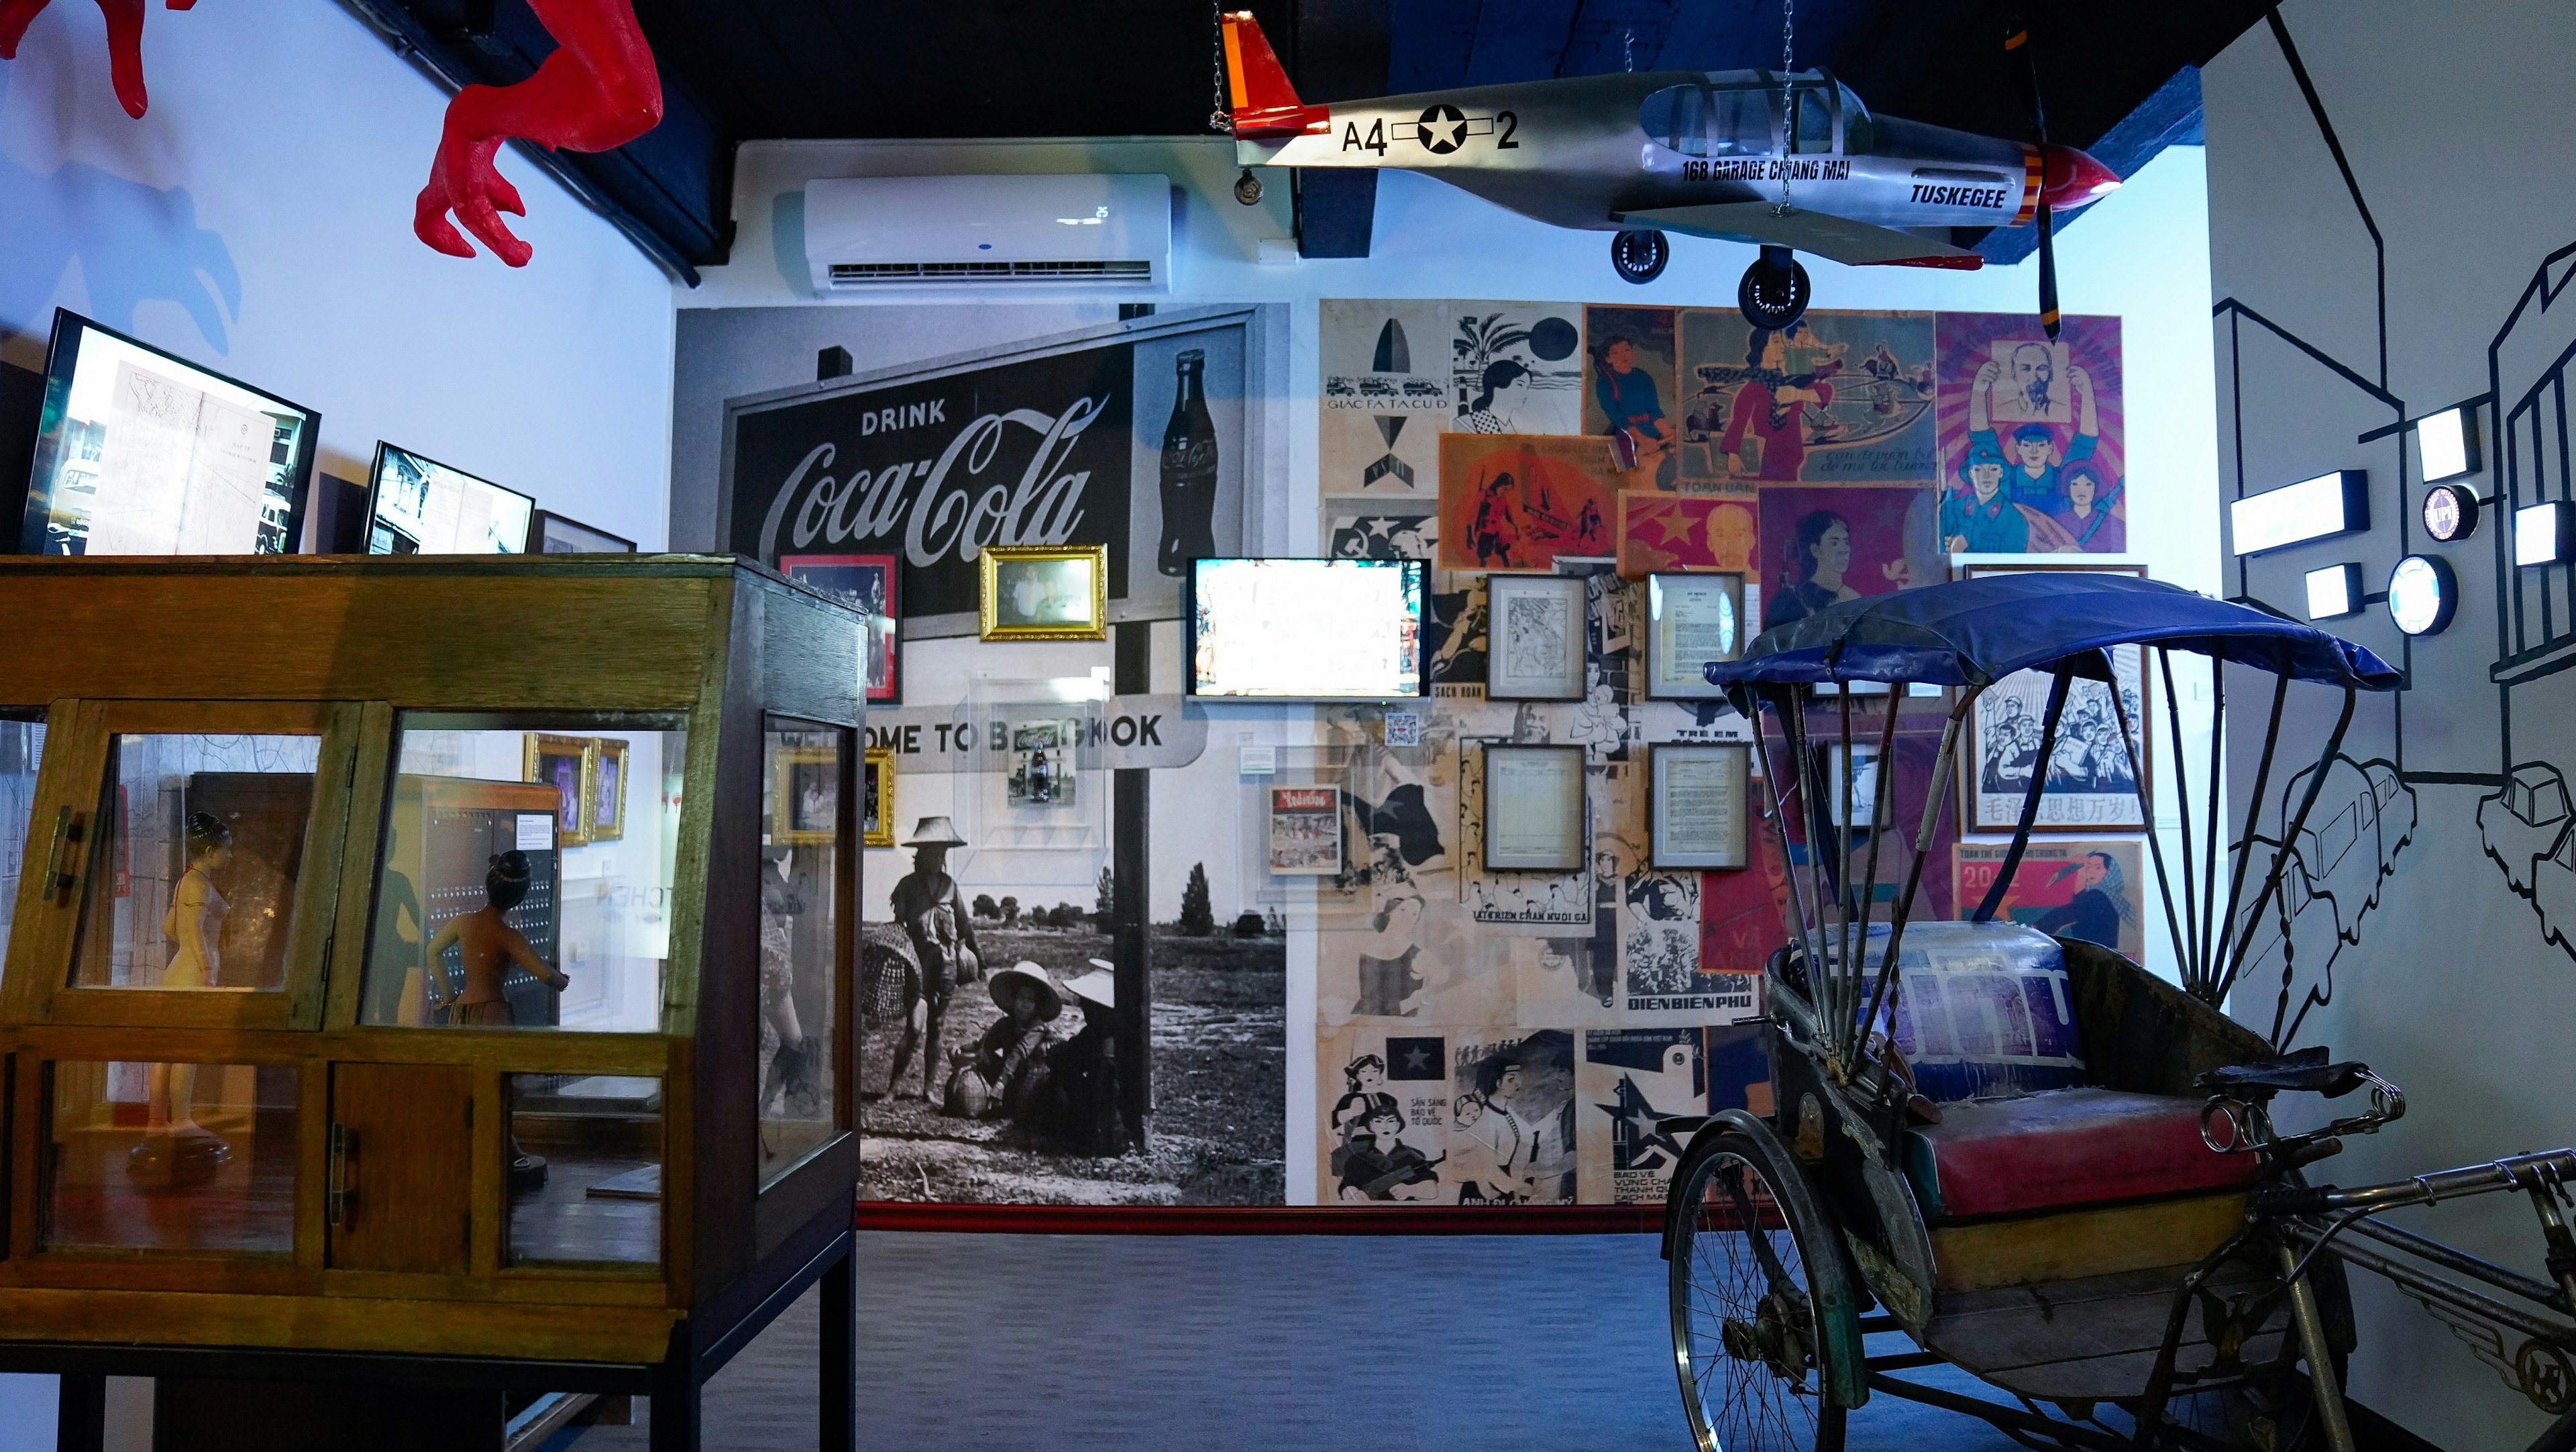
xmin=1901 ymin=1086 xmax=2261 ymax=1221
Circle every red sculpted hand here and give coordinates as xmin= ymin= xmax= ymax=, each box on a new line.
xmin=413 ymin=0 xmax=661 ymax=266
xmin=0 ymin=0 xmax=197 ymax=120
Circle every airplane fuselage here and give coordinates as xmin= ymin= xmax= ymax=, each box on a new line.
xmin=1237 ymin=70 xmax=2036 ymax=240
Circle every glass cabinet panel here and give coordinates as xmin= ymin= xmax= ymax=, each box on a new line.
xmin=71 ymin=733 xmax=320 ymax=993
xmin=505 ymin=1073 xmax=661 ymax=1267
xmin=758 ymin=724 xmax=843 ymax=1185
xmin=47 ymin=1059 xmax=298 ymax=1255
xmin=362 ymin=721 xmax=684 ymax=1031
xmin=0 ymin=716 xmax=44 ymax=964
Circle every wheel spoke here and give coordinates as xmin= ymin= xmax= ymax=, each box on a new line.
xmin=1672 ymin=1146 xmax=1837 ymax=1450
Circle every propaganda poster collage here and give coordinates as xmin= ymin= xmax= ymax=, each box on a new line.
xmin=1307 ymin=298 xmax=2138 ymax=1208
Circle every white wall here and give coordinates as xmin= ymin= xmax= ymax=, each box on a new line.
xmin=0 ymin=7 xmax=679 ymax=1445
xmin=0 ymin=1 xmax=677 ymax=548
xmin=2206 ymin=3 xmax=2576 ymax=1446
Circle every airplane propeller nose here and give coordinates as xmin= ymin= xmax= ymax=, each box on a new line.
xmin=2039 ymin=144 xmax=2121 ymax=209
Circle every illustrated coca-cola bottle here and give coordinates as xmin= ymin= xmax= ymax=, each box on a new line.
xmin=1159 ymin=349 xmax=1218 ymax=576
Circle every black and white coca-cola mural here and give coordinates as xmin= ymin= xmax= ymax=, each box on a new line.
xmin=722 ymin=308 xmax=1263 ymax=633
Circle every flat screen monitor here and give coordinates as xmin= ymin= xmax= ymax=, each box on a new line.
xmin=1186 ymin=558 xmax=1427 ymax=700
xmin=364 ymin=442 xmax=534 ymax=554
xmin=18 ymin=309 xmax=319 ymax=556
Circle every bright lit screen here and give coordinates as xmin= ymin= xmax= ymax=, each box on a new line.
xmin=2303 ymin=564 xmax=2359 ymax=620
xmin=1189 ymin=558 xmax=1425 ymax=698
xmin=2418 ymin=407 xmax=2475 ymax=482
xmin=367 ymin=444 xmax=533 ymax=555
xmin=2230 ymin=471 xmax=2364 ymax=556
xmin=2518 ymin=502 xmax=2570 ymax=568
xmin=19 ymin=314 xmax=314 ymax=556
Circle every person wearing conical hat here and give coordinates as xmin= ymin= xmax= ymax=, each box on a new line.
xmin=1014 ymin=959 xmax=1126 ymax=1155
xmin=885 ymin=817 xmax=979 ymax=1101
xmin=944 ymin=962 xmax=1061 ymax=1119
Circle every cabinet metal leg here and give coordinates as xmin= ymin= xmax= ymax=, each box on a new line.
xmin=820 ymin=1242 xmax=855 ymax=1452
xmin=649 ymin=1354 xmax=700 ymax=1452
xmin=55 ymin=1373 xmax=106 ymax=1452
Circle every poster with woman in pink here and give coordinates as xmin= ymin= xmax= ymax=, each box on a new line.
xmin=1932 ymin=314 xmax=2125 ymax=554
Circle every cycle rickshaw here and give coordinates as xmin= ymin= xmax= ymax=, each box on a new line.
xmin=1662 ymin=573 xmax=2576 ymax=1451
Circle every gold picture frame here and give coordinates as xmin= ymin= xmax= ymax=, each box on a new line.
xmin=523 ymin=733 xmax=597 ymax=848
xmin=862 ymin=747 xmax=896 ymax=848
xmin=978 ymin=543 xmax=1109 ymax=641
xmin=588 ymin=736 xmax=629 ymax=844
xmin=772 ymin=745 xmax=843 ymax=846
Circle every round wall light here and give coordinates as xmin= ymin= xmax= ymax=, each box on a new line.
xmin=2387 ymin=554 xmax=2457 ymax=636
xmin=2422 ymin=483 xmax=2479 ymax=543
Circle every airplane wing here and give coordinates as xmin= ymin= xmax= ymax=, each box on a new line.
xmin=1614 ymin=202 xmax=1980 ymax=267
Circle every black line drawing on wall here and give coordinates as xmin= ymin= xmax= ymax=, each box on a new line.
xmin=2235 ymin=754 xmax=2416 ymax=1047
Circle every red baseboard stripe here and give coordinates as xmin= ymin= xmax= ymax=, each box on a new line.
xmin=853 ymin=1202 xmax=1665 ymax=1235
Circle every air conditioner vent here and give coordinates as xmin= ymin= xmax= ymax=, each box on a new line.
xmin=804 ymin=174 xmax=1171 ymax=292
xmin=827 ymin=259 xmax=1156 ymax=287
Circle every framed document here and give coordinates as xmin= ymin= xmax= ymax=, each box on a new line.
xmin=1485 ymin=573 xmax=1587 ymax=700
xmin=1651 ymin=744 xmax=1750 ymax=870
xmin=1645 ymin=572 xmax=1745 ymax=699
xmin=1481 ymin=743 xmax=1588 ymax=872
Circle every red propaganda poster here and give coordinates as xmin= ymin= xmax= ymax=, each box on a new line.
xmin=1436 ymin=433 xmax=1617 ymax=571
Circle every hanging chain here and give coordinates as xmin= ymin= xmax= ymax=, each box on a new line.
xmin=1776 ymin=0 xmax=1796 ymax=213
xmin=1210 ymin=1 xmax=1232 ymax=133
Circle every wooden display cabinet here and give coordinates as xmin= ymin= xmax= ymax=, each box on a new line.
xmin=0 ymin=556 xmax=864 ymax=1451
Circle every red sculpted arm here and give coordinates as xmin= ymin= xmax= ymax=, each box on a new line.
xmin=414 ymin=0 xmax=662 ymax=266
xmin=0 ymin=0 xmax=194 ymax=121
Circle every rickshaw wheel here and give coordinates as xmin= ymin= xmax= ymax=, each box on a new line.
xmin=1668 ymin=1114 xmax=1858 ymax=1451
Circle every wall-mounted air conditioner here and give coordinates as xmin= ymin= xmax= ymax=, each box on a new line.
xmin=804 ymin=174 xmax=1171 ymax=292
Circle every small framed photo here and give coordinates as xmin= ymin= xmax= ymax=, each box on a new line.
xmin=530 ymin=510 xmax=637 ymax=554
xmin=780 ymin=552 xmax=901 ymax=705
xmin=862 ymin=748 xmax=896 ymax=849
xmin=772 ymin=745 xmax=842 ymax=846
xmin=1644 ymin=572 xmax=1745 ymax=699
xmin=1481 ymin=743 xmax=1587 ymax=872
xmin=588 ymin=737 xmax=629 ymax=844
xmin=523 ymin=733 xmax=597 ymax=847
xmin=1484 ymin=573 xmax=1587 ymax=701
xmin=980 ymin=544 xmax=1108 ymax=641
xmin=1819 ymin=741 xmax=1884 ymax=829
xmin=1267 ymin=784 xmax=1343 ymax=875
xmin=1006 ymin=720 xmax=1075 ymax=807
xmin=1650 ymin=744 xmax=1750 ymax=870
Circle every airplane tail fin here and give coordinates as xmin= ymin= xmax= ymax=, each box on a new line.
xmin=1222 ymin=12 xmax=1331 ymax=138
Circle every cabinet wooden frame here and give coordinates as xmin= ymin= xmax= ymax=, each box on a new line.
xmin=0 ymin=698 xmax=364 ymax=1033
xmin=0 ymin=556 xmax=863 ymax=1368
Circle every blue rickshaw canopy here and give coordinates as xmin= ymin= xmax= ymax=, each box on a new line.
xmin=1706 ymin=574 xmax=2402 ymax=703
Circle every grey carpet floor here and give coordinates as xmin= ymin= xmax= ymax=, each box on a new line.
xmin=569 ymin=1231 xmax=2028 ymax=1451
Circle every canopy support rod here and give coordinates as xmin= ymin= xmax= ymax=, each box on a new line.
xmin=2210 ymin=675 xmax=2289 ymax=1006
xmin=2157 ymin=649 xmax=2203 ymax=986
xmin=1851 ymin=688 xmax=1904 ymax=983
xmin=1751 ymin=688 xmax=1822 ymax=996
xmin=2222 ymin=683 xmax=2357 ymax=1016
xmin=2198 ymin=668 xmax=2228 ymax=998
xmin=1833 ymin=688 xmax=1859 ymax=1041
xmin=1859 ymin=696 xmax=1969 ymax=1066
xmin=2111 ymin=663 xmax=2186 ymax=984
xmin=1972 ymin=661 xmax=2077 ymax=925
xmin=1784 ymin=688 xmax=1842 ymax=1041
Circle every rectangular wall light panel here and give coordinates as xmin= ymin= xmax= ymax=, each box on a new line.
xmin=2418 ymin=407 xmax=2480 ymax=483
xmin=2518 ymin=501 xmax=2574 ymax=567
xmin=2231 ymin=471 xmax=2368 ymax=556
xmin=2304 ymin=563 xmax=2363 ymax=620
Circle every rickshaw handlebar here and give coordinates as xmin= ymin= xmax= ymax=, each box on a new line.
xmin=2254 ymin=1147 xmax=2576 ymax=1217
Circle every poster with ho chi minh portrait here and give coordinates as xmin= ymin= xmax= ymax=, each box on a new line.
xmin=1933 ymin=313 xmax=2126 ymax=556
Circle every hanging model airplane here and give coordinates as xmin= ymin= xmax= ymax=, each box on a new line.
xmin=1219 ymin=12 xmax=2116 ymax=335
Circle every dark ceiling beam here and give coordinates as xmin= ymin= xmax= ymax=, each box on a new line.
xmin=333 ymin=0 xmax=733 ymax=280
xmin=1289 ymin=0 xmax=1394 ymax=258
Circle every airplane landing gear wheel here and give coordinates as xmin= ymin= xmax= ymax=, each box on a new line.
xmin=1611 ymin=228 xmax=1670 ymax=284
xmin=1738 ymin=244 xmax=1811 ymax=329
